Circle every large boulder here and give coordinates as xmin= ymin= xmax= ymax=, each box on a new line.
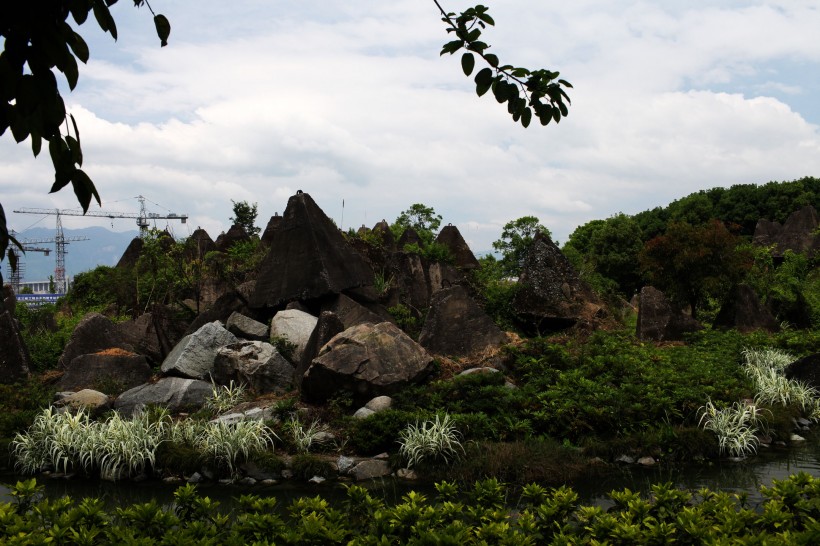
xmin=117 ymin=306 xmax=189 ymax=364
xmin=419 ymin=285 xmax=505 ymax=357
xmin=213 ymin=341 xmax=295 ymax=394
xmin=785 ymin=353 xmax=820 ymax=391
xmin=320 ymin=293 xmax=390 ymax=329
xmin=297 ymin=311 xmax=346 ymax=386
xmin=226 ymin=311 xmax=269 ymax=341
xmin=269 ymin=309 xmax=318 ymax=363
xmin=250 ymin=191 xmax=374 ymax=308
xmin=114 ymin=377 xmax=213 ymax=417
xmin=160 ymin=321 xmax=238 ymax=379
xmin=714 ymin=284 xmax=779 ymax=333
xmin=57 ymin=351 xmax=152 ymax=395
xmin=302 ymin=322 xmax=434 ymax=404
xmin=58 ymin=312 xmax=134 ymax=368
xmin=0 ymin=310 xmax=30 ymax=384
xmin=512 ymin=233 xmax=607 ymax=332
xmin=636 ymin=286 xmax=702 ymax=341
xmin=435 ymin=224 xmax=479 ymax=270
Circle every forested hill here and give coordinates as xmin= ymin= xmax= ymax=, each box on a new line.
xmin=632 ymin=176 xmax=819 ymax=241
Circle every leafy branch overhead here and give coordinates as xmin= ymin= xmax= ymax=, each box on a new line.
xmin=0 ymin=0 xmax=170 ymax=216
xmin=436 ymin=3 xmax=572 ymax=128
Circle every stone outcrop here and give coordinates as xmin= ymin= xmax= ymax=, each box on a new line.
xmin=161 ymin=321 xmax=238 ymax=379
xmin=512 ymin=233 xmax=607 ymax=332
xmin=116 ymin=237 xmax=144 ymax=269
xmin=58 ymin=313 xmax=134 ymax=368
xmin=753 ymin=205 xmax=819 ymax=258
xmin=320 ymin=293 xmax=389 ymax=329
xmin=785 ymin=353 xmax=820 ymax=391
xmin=302 ymin=322 xmax=434 ymax=404
xmin=57 ymin=351 xmax=152 ymax=395
xmin=714 ymin=284 xmax=779 ymax=333
xmin=215 ymin=223 xmax=250 ymax=252
xmin=636 ymin=286 xmax=702 ymax=341
xmin=185 ymin=287 xmax=254 ymax=336
xmin=371 ymin=220 xmax=395 ymax=250
xmin=226 ymin=311 xmax=268 ymax=341
xmin=260 ymin=213 xmax=282 ymax=247
xmin=269 ymin=309 xmax=318 ymax=363
xmin=184 ymin=228 xmax=216 ymax=260
xmin=435 ymin=224 xmax=479 ymax=270
xmin=397 ymin=227 xmax=422 ymax=249
xmin=114 ymin=377 xmax=213 ymax=417
xmin=419 ymin=285 xmax=505 ymax=357
xmin=213 ymin=341 xmax=295 ymax=394
xmin=250 ymin=192 xmax=374 ymax=308
xmin=0 ymin=309 xmax=30 ymax=384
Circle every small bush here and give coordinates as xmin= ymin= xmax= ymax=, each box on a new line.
xmin=398 ymin=414 xmax=464 ymax=469
xmin=290 ymin=454 xmax=333 ymax=480
xmin=345 ymin=410 xmax=425 ymax=456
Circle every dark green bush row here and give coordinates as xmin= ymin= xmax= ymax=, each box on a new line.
xmin=6 ymin=473 xmax=820 ymax=544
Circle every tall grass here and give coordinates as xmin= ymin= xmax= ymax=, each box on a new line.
xmin=398 ymin=414 xmax=464 ymax=469
xmin=698 ymin=400 xmax=763 ymax=458
xmin=742 ymin=347 xmax=818 ymax=413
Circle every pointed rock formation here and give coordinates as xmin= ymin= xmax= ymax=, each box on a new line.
xmin=372 ymin=220 xmax=396 ymax=250
xmin=215 ymin=223 xmax=250 ymax=252
xmin=435 ymin=224 xmax=479 ymax=270
xmin=512 ymin=233 xmax=607 ymax=332
xmin=116 ymin=237 xmax=144 ymax=269
xmin=397 ymin=227 xmax=422 ymax=249
xmin=419 ymin=285 xmax=504 ymax=357
xmin=250 ymin=192 xmax=374 ymax=308
xmin=714 ymin=284 xmax=779 ymax=333
xmin=754 ymin=205 xmax=819 ymax=258
xmin=184 ymin=228 xmax=216 ymax=260
xmin=260 ymin=213 xmax=282 ymax=247
xmin=636 ymin=286 xmax=702 ymax=341
xmin=58 ymin=312 xmax=134 ymax=368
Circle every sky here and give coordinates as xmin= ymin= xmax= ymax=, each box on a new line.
xmin=3 ymin=0 xmax=820 ymax=253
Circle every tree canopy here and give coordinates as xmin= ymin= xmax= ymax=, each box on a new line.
xmin=0 ymin=2 xmax=572 ymax=285
xmin=230 ymin=200 xmax=260 ymax=238
xmin=492 ymin=216 xmax=551 ymax=277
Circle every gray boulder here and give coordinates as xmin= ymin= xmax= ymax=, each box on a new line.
xmin=161 ymin=321 xmax=238 ymax=379
xmin=302 ymin=322 xmax=434 ymax=404
xmin=350 ymin=459 xmax=391 ymax=481
xmin=250 ymin=191 xmax=374 ymax=308
xmin=213 ymin=341 xmax=295 ymax=394
xmin=226 ymin=312 xmax=269 ymax=341
xmin=270 ymin=309 xmax=318 ymax=363
xmin=636 ymin=286 xmax=702 ymax=341
xmin=58 ymin=312 xmax=134 ymax=368
xmin=419 ymin=285 xmax=505 ymax=357
xmin=57 ymin=352 xmax=152 ymax=395
xmin=0 ymin=310 xmax=30 ymax=384
xmin=114 ymin=377 xmax=213 ymax=417
xmin=117 ymin=306 xmax=189 ymax=365
xmin=321 ymin=293 xmax=390 ymax=329
xmin=56 ymin=389 xmax=112 ymax=414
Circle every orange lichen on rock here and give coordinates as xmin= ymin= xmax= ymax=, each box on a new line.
xmin=94 ymin=347 xmax=136 ymax=356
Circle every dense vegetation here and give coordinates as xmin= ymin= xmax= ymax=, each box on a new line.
xmin=6 ymin=474 xmax=820 ymax=544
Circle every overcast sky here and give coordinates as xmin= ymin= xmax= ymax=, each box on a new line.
xmin=3 ymin=0 xmax=820 ymax=252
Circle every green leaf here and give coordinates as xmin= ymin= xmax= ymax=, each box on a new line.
xmin=558 ymin=79 xmax=573 ymax=89
xmin=66 ymin=135 xmax=83 ymax=166
xmin=154 ymin=14 xmax=171 ymax=47
xmin=31 ymin=131 xmax=42 ymax=157
xmin=71 ymin=169 xmax=98 ymax=212
xmin=467 ymin=41 xmax=488 ymax=53
xmin=67 ymin=29 xmax=90 ymax=63
xmin=93 ymin=0 xmax=118 ymax=40
xmin=559 ymin=102 xmax=569 ymax=117
xmin=485 ymin=54 xmax=499 ymax=68
xmin=63 ymin=54 xmax=79 ymax=90
xmin=521 ymin=107 xmax=532 ymax=128
xmin=477 ymin=13 xmax=495 ymax=26
xmin=474 ymin=67 xmax=493 ymax=97
xmin=440 ymin=40 xmax=463 ymax=56
xmin=461 ymin=53 xmax=475 ymax=76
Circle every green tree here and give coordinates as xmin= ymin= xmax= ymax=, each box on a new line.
xmin=492 ymin=216 xmax=551 ymax=277
xmin=0 ymin=3 xmax=572 ymax=284
xmin=230 ymin=200 xmax=260 ymax=238
xmin=639 ymin=220 xmax=751 ymax=320
xmin=391 ymin=204 xmax=443 ymax=246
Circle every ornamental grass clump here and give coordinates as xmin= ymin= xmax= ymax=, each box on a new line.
xmin=204 ymin=380 xmax=247 ymax=415
xmin=398 ymin=414 xmax=464 ymax=469
xmin=196 ymin=420 xmax=275 ymax=477
xmin=12 ymin=407 xmax=88 ymax=475
xmin=698 ymin=400 xmax=763 ymax=458
xmin=742 ymin=346 xmax=819 ymax=413
xmin=284 ymin=416 xmax=331 ymax=454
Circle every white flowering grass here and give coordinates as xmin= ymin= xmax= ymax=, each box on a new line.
xmin=196 ymin=420 xmax=275 ymax=477
xmin=205 ymin=380 xmax=247 ymax=415
xmin=742 ymin=347 xmax=818 ymax=412
xmin=698 ymin=400 xmax=763 ymax=458
xmin=285 ymin=416 xmax=331 ymax=454
xmin=398 ymin=414 xmax=464 ymax=469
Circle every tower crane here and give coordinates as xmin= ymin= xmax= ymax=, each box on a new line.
xmin=13 ymin=195 xmax=185 ymax=294
xmin=6 ymin=230 xmax=89 ymax=294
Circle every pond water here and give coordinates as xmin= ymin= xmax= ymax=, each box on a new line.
xmin=2 ymin=436 xmax=819 ymax=510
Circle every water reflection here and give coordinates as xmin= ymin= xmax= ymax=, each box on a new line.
xmin=2 ymin=437 xmax=818 ymax=510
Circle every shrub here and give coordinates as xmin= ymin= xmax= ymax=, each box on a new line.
xmin=345 ymin=410 xmax=425 ymax=456
xmin=290 ymin=453 xmax=334 ymax=480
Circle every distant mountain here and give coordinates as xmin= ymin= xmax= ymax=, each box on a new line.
xmin=12 ymin=227 xmax=139 ymax=282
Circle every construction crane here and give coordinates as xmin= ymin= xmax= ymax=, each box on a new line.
xmin=14 ymin=195 xmax=183 ymax=293
xmin=14 ymin=195 xmax=188 ymax=236
xmin=6 ymin=230 xmax=89 ymax=294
